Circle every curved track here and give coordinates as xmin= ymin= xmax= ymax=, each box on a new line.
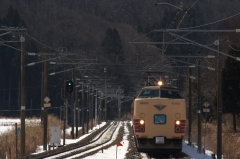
xmin=44 ymin=121 xmax=120 ymax=159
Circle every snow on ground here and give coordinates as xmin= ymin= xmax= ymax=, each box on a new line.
xmin=0 ymin=125 xmax=13 ymax=134
xmin=83 ymin=122 xmax=130 ymax=159
xmin=62 ymin=122 xmax=106 ymax=145
xmin=0 ymin=118 xmax=215 ymax=159
xmin=32 ymin=122 xmax=107 ymax=155
xmin=182 ymin=141 xmax=213 ymax=159
xmin=0 ymin=118 xmax=41 ymax=134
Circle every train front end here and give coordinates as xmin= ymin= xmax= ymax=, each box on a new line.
xmin=132 ymin=86 xmax=186 ymax=155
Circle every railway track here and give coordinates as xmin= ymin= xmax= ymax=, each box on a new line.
xmin=19 ymin=121 xmax=114 ymax=159
xmin=18 ymin=120 xmax=198 ymax=159
xmin=44 ymin=121 xmax=120 ymax=159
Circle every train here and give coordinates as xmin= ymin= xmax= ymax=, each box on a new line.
xmin=131 ymin=83 xmax=186 ymax=156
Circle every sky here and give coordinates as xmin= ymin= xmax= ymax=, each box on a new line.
xmin=0 ymin=118 xmax=215 ymax=159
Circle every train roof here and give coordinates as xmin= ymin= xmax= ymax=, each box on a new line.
xmin=141 ymin=85 xmax=178 ymax=90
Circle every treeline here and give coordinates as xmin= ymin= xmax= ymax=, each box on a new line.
xmin=0 ymin=0 xmax=240 ymax=130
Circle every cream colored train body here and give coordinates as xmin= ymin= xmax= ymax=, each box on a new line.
xmin=132 ymin=86 xmax=186 ymax=155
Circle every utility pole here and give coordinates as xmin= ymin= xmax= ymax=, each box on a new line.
xmin=95 ymin=88 xmax=98 ymax=126
xmin=177 ymin=68 xmax=180 ymax=90
xmin=43 ymin=48 xmax=48 ymax=151
xmin=75 ymin=78 xmax=79 ymax=137
xmin=20 ymin=33 xmax=26 ymax=157
xmin=63 ymin=79 xmax=66 ymax=145
xmin=8 ymin=77 xmax=11 ymax=109
xmin=99 ymin=94 xmax=102 ymax=124
xmin=71 ymin=67 xmax=75 ymax=139
xmin=91 ymin=85 xmax=94 ymax=130
xmin=104 ymin=67 xmax=107 ymax=121
xmin=87 ymin=84 xmax=89 ymax=133
xmin=117 ymin=87 xmax=124 ymax=120
xmin=162 ymin=31 xmax=165 ymax=58
xmin=40 ymin=62 xmax=44 ymax=126
xmin=118 ymin=87 xmax=121 ymax=120
xmin=217 ymin=39 xmax=222 ymax=159
xmin=81 ymin=80 xmax=85 ymax=135
xmin=188 ymin=50 xmax=192 ymax=146
xmin=197 ymin=51 xmax=202 ymax=153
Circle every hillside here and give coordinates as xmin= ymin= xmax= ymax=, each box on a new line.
xmin=0 ymin=0 xmax=240 ymax=120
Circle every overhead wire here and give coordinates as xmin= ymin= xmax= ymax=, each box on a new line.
xmin=24 ymin=32 xmax=58 ymax=51
xmin=161 ymin=8 xmax=182 ymax=55
xmin=131 ymin=30 xmax=154 ymax=42
xmin=0 ymin=42 xmax=23 ymax=52
xmin=130 ymin=9 xmax=184 ymax=85
xmin=0 ymin=33 xmax=58 ymax=55
xmin=176 ymin=0 xmax=199 ymax=29
xmin=179 ymin=12 xmax=240 ymax=30
xmin=162 ymin=0 xmax=199 ymax=55
xmin=228 ymin=44 xmax=240 ymax=51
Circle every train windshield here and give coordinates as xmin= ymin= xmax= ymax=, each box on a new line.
xmin=137 ymin=89 xmax=182 ymax=99
xmin=138 ymin=90 xmax=160 ymax=98
xmin=160 ymin=90 xmax=182 ymax=99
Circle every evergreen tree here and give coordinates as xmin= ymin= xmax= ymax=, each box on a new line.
xmin=102 ymin=27 xmax=124 ymax=62
xmin=4 ymin=4 xmax=13 ymax=26
xmin=0 ymin=16 xmax=3 ymax=25
xmin=19 ymin=20 xmax=26 ymax=27
xmin=222 ymin=45 xmax=240 ymax=132
xmin=112 ymin=28 xmax=124 ymax=62
xmin=10 ymin=9 xmax=21 ymax=27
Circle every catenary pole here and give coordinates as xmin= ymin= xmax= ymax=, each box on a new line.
xmin=63 ymin=79 xmax=66 ymax=145
xmin=71 ymin=67 xmax=75 ymax=139
xmin=197 ymin=51 xmax=202 ymax=153
xmin=217 ymin=39 xmax=222 ymax=159
xmin=104 ymin=67 xmax=107 ymax=120
xmin=91 ymin=85 xmax=94 ymax=130
xmin=75 ymin=78 xmax=79 ymax=137
xmin=20 ymin=33 xmax=26 ymax=157
xmin=188 ymin=50 xmax=192 ymax=146
xmin=81 ymin=80 xmax=85 ymax=135
xmin=87 ymin=83 xmax=89 ymax=133
xmin=43 ymin=48 xmax=48 ymax=151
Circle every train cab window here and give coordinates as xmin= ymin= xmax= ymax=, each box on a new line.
xmin=138 ymin=90 xmax=159 ymax=98
xmin=160 ymin=90 xmax=182 ymax=99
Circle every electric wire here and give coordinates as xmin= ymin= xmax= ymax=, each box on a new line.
xmin=204 ymin=58 xmax=216 ymax=65
xmin=228 ymin=44 xmax=240 ymax=51
xmin=162 ymin=0 xmax=199 ymax=55
xmin=179 ymin=12 xmax=240 ymax=30
xmin=0 ymin=107 xmax=62 ymax=112
xmin=0 ymin=42 xmax=41 ymax=61
xmin=131 ymin=30 xmax=154 ymax=42
xmin=24 ymin=32 xmax=58 ymax=52
xmin=0 ymin=42 xmax=23 ymax=52
xmin=176 ymin=0 xmax=199 ymax=29
xmin=0 ymin=84 xmax=62 ymax=90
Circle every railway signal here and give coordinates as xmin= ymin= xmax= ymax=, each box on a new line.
xmin=66 ymin=81 xmax=73 ymax=93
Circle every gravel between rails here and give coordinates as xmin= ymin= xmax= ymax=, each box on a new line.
xmin=125 ymin=122 xmax=143 ymax=159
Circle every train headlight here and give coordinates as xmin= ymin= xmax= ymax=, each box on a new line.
xmin=176 ymin=120 xmax=180 ymax=125
xmin=157 ymin=81 xmax=163 ymax=86
xmin=140 ymin=119 xmax=145 ymax=125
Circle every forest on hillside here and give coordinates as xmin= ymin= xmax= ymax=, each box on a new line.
xmin=0 ymin=0 xmax=240 ymax=126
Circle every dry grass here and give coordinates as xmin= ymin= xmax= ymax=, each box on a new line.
xmin=0 ymin=114 xmax=62 ymax=158
xmin=186 ymin=114 xmax=240 ymax=158
xmin=2 ymin=114 xmax=240 ymax=158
